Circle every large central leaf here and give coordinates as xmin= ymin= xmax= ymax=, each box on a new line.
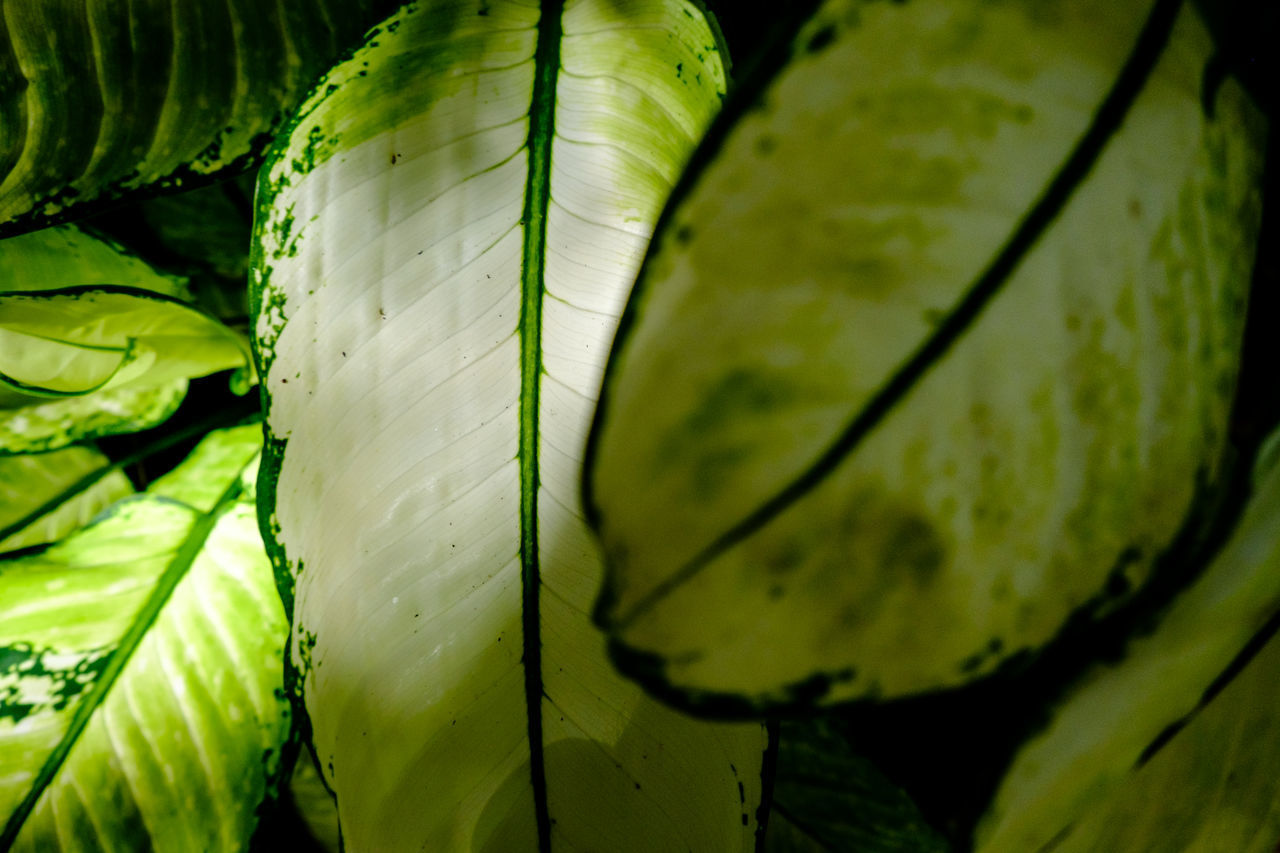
xmin=252 ymin=1 xmax=768 ymax=850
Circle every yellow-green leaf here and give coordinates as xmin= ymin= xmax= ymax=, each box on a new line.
xmin=586 ymin=0 xmax=1266 ymax=710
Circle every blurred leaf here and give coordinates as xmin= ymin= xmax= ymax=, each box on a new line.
xmin=0 ymin=445 xmax=132 ymax=552
xmin=766 ymin=718 xmax=949 ymax=853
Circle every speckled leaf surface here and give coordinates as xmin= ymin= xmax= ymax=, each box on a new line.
xmin=0 ymin=0 xmax=397 ymax=234
xmin=0 ymin=446 xmax=132 ymax=552
xmin=974 ymin=431 xmax=1280 ymax=851
xmin=585 ymin=0 xmax=1266 ymax=710
xmin=0 ymin=425 xmax=290 ymax=851
xmin=252 ymin=1 xmax=768 ymax=849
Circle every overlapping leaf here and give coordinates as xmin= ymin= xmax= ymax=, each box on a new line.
xmin=0 ymin=446 xmax=132 ymax=552
xmin=586 ymin=0 xmax=1267 ymax=710
xmin=0 ymin=0 xmax=397 ymax=233
xmin=975 ymin=431 xmax=1280 ymax=851
xmin=1 ymin=226 xmax=248 ymax=452
xmin=0 ymin=425 xmax=289 ymax=851
xmin=252 ymin=1 xmax=769 ymax=849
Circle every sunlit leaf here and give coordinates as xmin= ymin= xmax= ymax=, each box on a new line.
xmin=0 ymin=425 xmax=289 ymax=851
xmin=0 ymin=380 xmax=188 ymax=455
xmin=0 ymin=0 xmax=398 ymax=233
xmin=0 ymin=446 xmax=132 ymax=552
xmin=586 ymin=0 xmax=1266 ymax=710
xmin=252 ymin=1 xmax=768 ymax=849
xmin=0 ymin=226 xmax=216 ymax=452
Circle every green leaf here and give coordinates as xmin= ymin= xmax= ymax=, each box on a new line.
xmin=0 ymin=0 xmax=399 ymax=234
xmin=0 ymin=425 xmax=290 ymax=851
xmin=0 ymin=287 xmax=249 ymax=397
xmin=0 ymin=445 xmax=132 ymax=552
xmin=974 ymin=427 xmax=1280 ymax=851
xmin=0 ymin=380 xmax=188 ymax=455
xmin=586 ymin=0 xmax=1267 ymax=710
xmin=252 ymin=1 xmax=767 ymax=849
xmin=765 ymin=719 xmax=949 ymax=853
xmin=1030 ymin=621 xmax=1280 ymax=852
xmin=0 ymin=225 xmax=218 ymax=452
xmin=288 ymin=753 xmax=340 ymax=853
xmin=0 ymin=225 xmax=189 ymax=299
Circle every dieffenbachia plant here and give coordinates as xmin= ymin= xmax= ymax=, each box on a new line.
xmin=585 ymin=0 xmax=1267 ymax=711
xmin=974 ymin=431 xmax=1280 ymax=849
xmin=0 ymin=226 xmax=252 ymax=453
xmin=0 ymin=425 xmax=290 ymax=850
xmin=251 ymin=0 xmax=771 ymax=848
xmin=0 ymin=0 xmax=397 ymax=236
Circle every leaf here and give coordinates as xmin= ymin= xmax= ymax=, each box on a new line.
xmin=0 ymin=445 xmax=132 ymax=552
xmin=288 ymin=752 xmax=340 ymax=853
xmin=0 ymin=225 xmax=189 ymax=299
xmin=765 ymin=718 xmax=949 ymax=853
xmin=0 ymin=286 xmax=250 ymax=401
xmin=0 ymin=225 xmax=214 ymax=452
xmin=252 ymin=1 xmax=768 ymax=849
xmin=0 ymin=380 xmax=188 ymax=455
xmin=0 ymin=0 xmax=399 ymax=234
xmin=1034 ymin=620 xmax=1280 ymax=853
xmin=585 ymin=0 xmax=1267 ymax=710
xmin=973 ymin=426 xmax=1280 ymax=852
xmin=0 ymin=424 xmax=290 ymax=851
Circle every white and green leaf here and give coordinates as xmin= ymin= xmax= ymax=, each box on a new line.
xmin=586 ymin=0 xmax=1267 ymax=709
xmin=0 ymin=425 xmax=290 ymax=851
xmin=0 ymin=446 xmax=132 ymax=552
xmin=974 ymin=427 xmax=1280 ymax=851
xmin=0 ymin=0 xmax=398 ymax=233
xmin=253 ymin=1 xmax=768 ymax=849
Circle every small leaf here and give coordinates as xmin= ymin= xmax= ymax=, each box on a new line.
xmin=0 ymin=425 xmax=289 ymax=851
xmin=0 ymin=446 xmax=132 ymax=552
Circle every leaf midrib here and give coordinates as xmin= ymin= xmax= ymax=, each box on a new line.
xmin=608 ymin=0 xmax=1187 ymax=631
xmin=518 ymin=2 xmax=564 ymax=852
xmin=0 ymin=468 xmax=250 ymax=848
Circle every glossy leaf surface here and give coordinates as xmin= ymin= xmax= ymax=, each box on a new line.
xmin=586 ymin=0 xmax=1266 ymax=710
xmin=253 ymin=1 xmax=768 ymax=849
xmin=0 ymin=425 xmax=290 ymax=851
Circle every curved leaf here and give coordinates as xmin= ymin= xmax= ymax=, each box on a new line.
xmin=0 ymin=226 xmax=209 ymax=452
xmin=0 ymin=225 xmax=188 ymax=299
xmin=0 ymin=0 xmax=397 ymax=234
xmin=0 ymin=425 xmax=290 ymax=851
xmin=0 ymin=446 xmax=132 ymax=552
xmin=586 ymin=0 xmax=1267 ymax=710
xmin=253 ymin=1 xmax=768 ymax=849
xmin=0 ymin=287 xmax=249 ymax=398
xmin=974 ymin=429 xmax=1280 ymax=851
xmin=0 ymin=380 xmax=188 ymax=455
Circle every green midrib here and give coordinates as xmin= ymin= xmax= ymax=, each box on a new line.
xmin=0 ymin=473 xmax=248 ymax=848
xmin=518 ymin=2 xmax=564 ymax=851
